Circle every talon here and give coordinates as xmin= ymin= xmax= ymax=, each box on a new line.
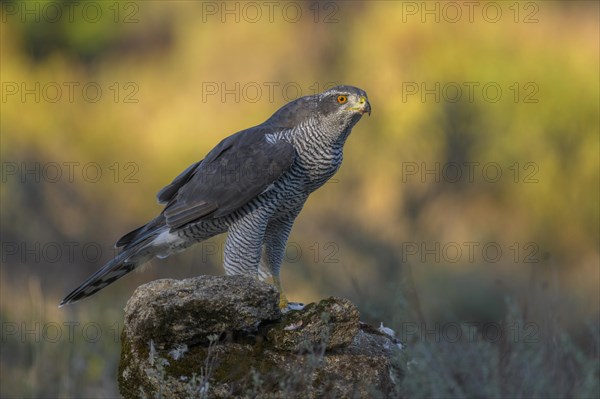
xmin=273 ymin=275 xmax=289 ymax=309
xmin=278 ymin=293 xmax=289 ymax=309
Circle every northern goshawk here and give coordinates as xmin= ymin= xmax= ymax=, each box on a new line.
xmin=60 ymin=85 xmax=371 ymax=308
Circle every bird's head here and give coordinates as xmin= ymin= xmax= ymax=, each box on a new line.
xmin=267 ymin=85 xmax=371 ymax=141
xmin=314 ymin=86 xmax=371 ymax=137
xmin=317 ymin=85 xmax=371 ymax=118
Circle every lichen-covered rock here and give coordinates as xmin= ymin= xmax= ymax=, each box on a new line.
xmin=268 ymin=297 xmax=359 ymax=351
xmin=123 ymin=275 xmax=280 ymax=349
xmin=119 ymin=276 xmax=403 ymax=399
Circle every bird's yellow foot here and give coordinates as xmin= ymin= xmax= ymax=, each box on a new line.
xmin=278 ymin=292 xmax=289 ymax=309
xmin=273 ymin=275 xmax=288 ymax=309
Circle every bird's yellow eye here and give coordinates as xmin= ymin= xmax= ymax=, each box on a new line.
xmin=337 ymin=95 xmax=347 ymax=104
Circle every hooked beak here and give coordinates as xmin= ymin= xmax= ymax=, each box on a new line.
xmin=357 ymin=96 xmax=371 ymax=116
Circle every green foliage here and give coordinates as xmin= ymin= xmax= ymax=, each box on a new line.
xmin=396 ymin=299 xmax=600 ymax=399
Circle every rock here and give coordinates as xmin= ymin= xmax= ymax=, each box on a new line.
xmin=122 ymin=275 xmax=281 ymax=349
xmin=267 ymin=297 xmax=359 ymax=351
xmin=119 ymin=276 xmax=403 ymax=398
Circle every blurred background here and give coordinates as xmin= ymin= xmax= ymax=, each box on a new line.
xmin=1 ymin=1 xmax=598 ymax=397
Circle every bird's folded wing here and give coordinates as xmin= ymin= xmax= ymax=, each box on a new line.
xmin=162 ymin=126 xmax=295 ymax=230
xmin=156 ymin=160 xmax=202 ymax=205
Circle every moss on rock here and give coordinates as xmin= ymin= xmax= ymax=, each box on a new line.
xmin=118 ymin=276 xmax=403 ymax=398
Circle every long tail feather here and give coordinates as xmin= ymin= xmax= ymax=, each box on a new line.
xmin=59 ymin=246 xmax=149 ymax=307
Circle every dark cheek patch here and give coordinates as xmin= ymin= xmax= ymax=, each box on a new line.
xmin=318 ymin=97 xmax=341 ymax=116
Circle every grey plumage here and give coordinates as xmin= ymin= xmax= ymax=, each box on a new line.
xmin=60 ymin=85 xmax=371 ymax=307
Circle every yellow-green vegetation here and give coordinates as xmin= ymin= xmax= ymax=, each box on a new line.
xmin=1 ymin=1 xmax=598 ymax=397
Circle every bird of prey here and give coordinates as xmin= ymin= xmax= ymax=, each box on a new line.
xmin=60 ymin=85 xmax=371 ymax=308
